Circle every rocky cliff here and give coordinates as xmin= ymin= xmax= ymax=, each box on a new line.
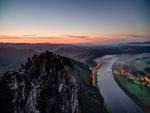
xmin=0 ymin=51 xmax=109 ymax=113
xmin=0 ymin=51 xmax=78 ymax=113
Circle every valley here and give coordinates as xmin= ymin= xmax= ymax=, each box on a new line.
xmin=0 ymin=42 xmax=150 ymax=113
xmin=96 ymin=55 xmax=143 ymax=113
xmin=112 ymin=54 xmax=150 ymax=113
xmin=1 ymin=1 xmax=150 ymax=112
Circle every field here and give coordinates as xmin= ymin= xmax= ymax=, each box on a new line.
xmin=114 ymin=74 xmax=150 ymax=102
xmin=134 ymin=58 xmax=150 ymax=72
xmin=113 ymin=73 xmax=150 ymax=113
xmin=112 ymin=55 xmax=150 ymax=113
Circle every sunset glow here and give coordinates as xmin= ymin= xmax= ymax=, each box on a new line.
xmin=0 ymin=34 xmax=149 ymax=44
xmin=0 ymin=0 xmax=150 ymax=44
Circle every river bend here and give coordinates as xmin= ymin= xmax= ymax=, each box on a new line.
xmin=96 ymin=55 xmax=143 ymax=113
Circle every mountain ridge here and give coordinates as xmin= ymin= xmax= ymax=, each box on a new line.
xmin=0 ymin=51 xmax=109 ymax=113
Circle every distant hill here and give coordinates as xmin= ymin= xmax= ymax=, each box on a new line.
xmin=0 ymin=47 xmax=38 ymax=76
xmin=75 ymin=41 xmax=150 ymax=47
xmin=112 ymin=41 xmax=150 ymax=47
xmin=0 ymin=42 xmax=75 ymax=76
xmin=55 ymin=45 xmax=150 ymax=65
xmin=0 ymin=42 xmax=75 ymax=52
xmin=128 ymin=41 xmax=150 ymax=44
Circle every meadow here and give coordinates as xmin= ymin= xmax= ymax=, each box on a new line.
xmin=112 ymin=56 xmax=150 ymax=113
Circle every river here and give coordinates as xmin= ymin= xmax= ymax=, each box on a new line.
xmin=95 ymin=55 xmax=143 ymax=113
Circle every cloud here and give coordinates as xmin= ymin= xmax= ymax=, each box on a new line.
xmin=0 ymin=35 xmax=21 ymax=39
xmin=59 ymin=35 xmax=90 ymax=40
xmin=0 ymin=35 xmax=61 ymax=39
xmin=23 ymin=35 xmax=37 ymax=37
xmin=0 ymin=34 xmax=119 ymax=41
xmin=58 ymin=35 xmax=108 ymax=41
xmin=121 ymin=35 xmax=150 ymax=39
xmin=0 ymin=34 xmax=149 ymax=44
xmin=38 ymin=37 xmax=61 ymax=39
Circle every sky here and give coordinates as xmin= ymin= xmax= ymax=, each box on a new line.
xmin=0 ymin=0 xmax=150 ymax=44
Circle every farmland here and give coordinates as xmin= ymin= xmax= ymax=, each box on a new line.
xmin=113 ymin=54 xmax=150 ymax=113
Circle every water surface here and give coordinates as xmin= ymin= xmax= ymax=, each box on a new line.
xmin=96 ymin=55 xmax=143 ymax=113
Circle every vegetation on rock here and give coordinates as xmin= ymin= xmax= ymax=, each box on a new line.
xmin=0 ymin=50 xmax=109 ymax=113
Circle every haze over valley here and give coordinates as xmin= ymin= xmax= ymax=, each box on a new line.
xmin=0 ymin=0 xmax=150 ymax=113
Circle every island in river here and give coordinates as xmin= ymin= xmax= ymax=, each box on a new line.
xmin=112 ymin=54 xmax=150 ymax=113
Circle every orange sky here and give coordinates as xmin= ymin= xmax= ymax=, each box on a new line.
xmin=0 ymin=0 xmax=150 ymax=44
xmin=0 ymin=34 xmax=149 ymax=44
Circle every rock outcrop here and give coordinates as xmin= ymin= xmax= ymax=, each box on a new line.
xmin=0 ymin=53 xmax=78 ymax=113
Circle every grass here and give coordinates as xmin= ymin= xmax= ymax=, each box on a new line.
xmin=112 ymin=55 xmax=150 ymax=113
xmin=64 ymin=66 xmax=73 ymax=85
xmin=134 ymin=58 xmax=150 ymax=72
xmin=113 ymin=73 xmax=150 ymax=113
xmin=112 ymin=58 xmax=150 ymax=113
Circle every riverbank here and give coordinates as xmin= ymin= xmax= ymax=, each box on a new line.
xmin=112 ymin=63 xmax=150 ymax=113
xmin=91 ymin=62 xmax=101 ymax=87
xmin=96 ymin=55 xmax=143 ymax=113
xmin=91 ymin=62 xmax=111 ymax=112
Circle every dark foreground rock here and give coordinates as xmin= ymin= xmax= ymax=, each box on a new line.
xmin=0 ymin=51 xmax=109 ymax=113
xmin=0 ymin=55 xmax=78 ymax=113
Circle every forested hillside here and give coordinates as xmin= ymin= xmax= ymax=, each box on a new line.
xmin=0 ymin=51 xmax=109 ymax=113
xmin=0 ymin=47 xmax=37 ymax=76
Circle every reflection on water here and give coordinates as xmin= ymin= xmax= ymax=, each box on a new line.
xmin=96 ymin=55 xmax=143 ymax=113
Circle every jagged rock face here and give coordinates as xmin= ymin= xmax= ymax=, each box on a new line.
xmin=38 ymin=58 xmax=78 ymax=113
xmin=0 ymin=57 xmax=78 ymax=113
xmin=0 ymin=71 xmax=37 ymax=113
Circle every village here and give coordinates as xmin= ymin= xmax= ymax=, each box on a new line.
xmin=113 ymin=63 xmax=150 ymax=88
xmin=90 ymin=62 xmax=101 ymax=86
